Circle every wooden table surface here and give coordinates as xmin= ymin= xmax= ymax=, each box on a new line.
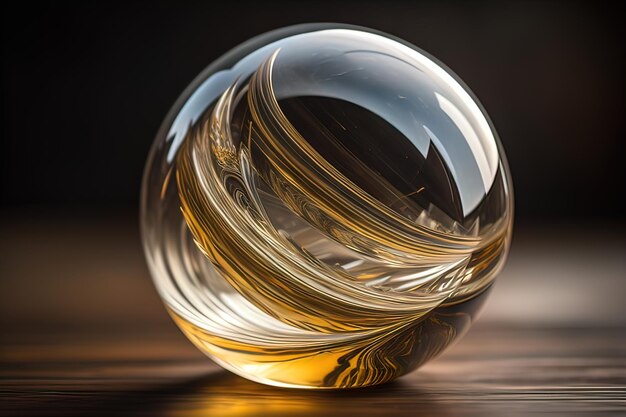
xmin=2 ymin=325 xmax=625 ymax=417
xmin=1 ymin=216 xmax=625 ymax=416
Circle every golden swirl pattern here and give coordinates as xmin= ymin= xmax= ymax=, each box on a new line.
xmin=142 ymin=26 xmax=513 ymax=389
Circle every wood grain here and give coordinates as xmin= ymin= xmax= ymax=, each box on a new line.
xmin=1 ymin=217 xmax=625 ymax=416
xmin=2 ymin=324 xmax=625 ymax=416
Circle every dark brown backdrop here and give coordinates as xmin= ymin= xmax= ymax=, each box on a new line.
xmin=2 ymin=1 xmax=625 ymax=223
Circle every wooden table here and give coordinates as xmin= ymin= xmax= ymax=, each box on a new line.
xmin=2 ymin=325 xmax=625 ymax=417
xmin=1 ymin=216 xmax=625 ymax=416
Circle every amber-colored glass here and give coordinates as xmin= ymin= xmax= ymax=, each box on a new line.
xmin=141 ymin=24 xmax=513 ymax=389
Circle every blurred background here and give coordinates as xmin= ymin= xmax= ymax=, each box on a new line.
xmin=1 ymin=1 xmax=624 ymax=333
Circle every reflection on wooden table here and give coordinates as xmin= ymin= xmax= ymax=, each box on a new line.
xmin=2 ymin=325 xmax=625 ymax=417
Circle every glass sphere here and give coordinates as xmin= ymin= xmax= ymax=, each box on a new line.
xmin=141 ymin=24 xmax=513 ymax=389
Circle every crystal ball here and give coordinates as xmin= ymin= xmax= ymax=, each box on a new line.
xmin=141 ymin=24 xmax=513 ymax=389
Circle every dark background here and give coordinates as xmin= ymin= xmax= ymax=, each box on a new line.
xmin=2 ymin=1 xmax=624 ymax=224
